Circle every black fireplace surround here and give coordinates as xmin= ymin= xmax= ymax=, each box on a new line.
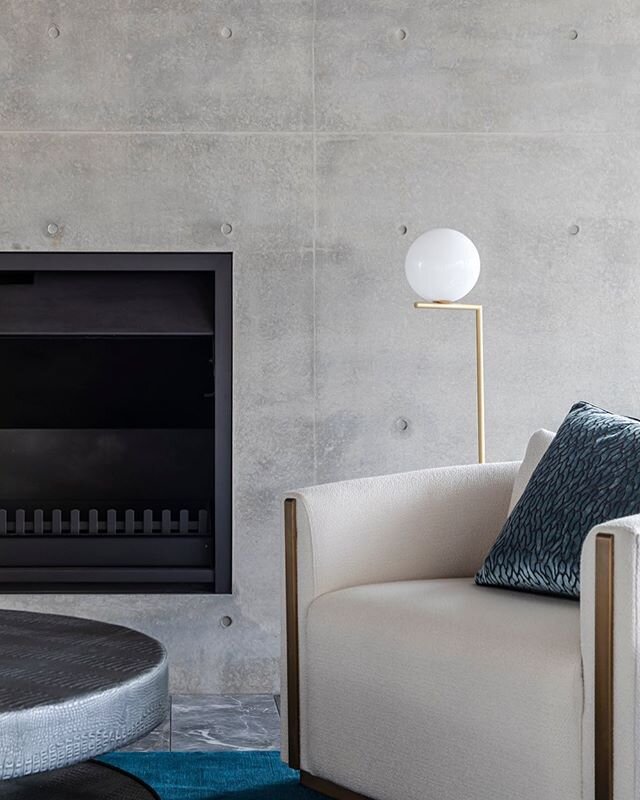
xmin=0 ymin=253 xmax=232 ymax=593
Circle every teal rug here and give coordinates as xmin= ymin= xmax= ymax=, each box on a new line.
xmin=100 ymin=752 xmax=321 ymax=799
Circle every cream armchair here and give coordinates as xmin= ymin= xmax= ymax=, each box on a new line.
xmin=281 ymin=460 xmax=635 ymax=800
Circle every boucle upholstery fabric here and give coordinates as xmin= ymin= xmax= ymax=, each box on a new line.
xmin=508 ymin=428 xmax=555 ymax=512
xmin=477 ymin=402 xmax=640 ymax=598
xmin=306 ymin=579 xmax=582 ymax=800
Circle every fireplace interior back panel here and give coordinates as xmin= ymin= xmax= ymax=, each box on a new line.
xmin=0 ymin=259 xmax=232 ymax=594
xmin=0 ymin=271 xmax=214 ymax=335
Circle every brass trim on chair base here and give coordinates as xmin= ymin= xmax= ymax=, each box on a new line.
xmin=300 ymin=771 xmax=375 ymax=800
xmin=594 ymin=532 xmax=614 ymax=800
xmin=284 ymin=498 xmax=301 ymax=770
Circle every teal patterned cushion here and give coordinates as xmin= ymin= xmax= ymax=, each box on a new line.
xmin=476 ymin=401 xmax=640 ymax=598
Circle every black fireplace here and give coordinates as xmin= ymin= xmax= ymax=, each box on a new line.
xmin=0 ymin=253 xmax=232 ymax=593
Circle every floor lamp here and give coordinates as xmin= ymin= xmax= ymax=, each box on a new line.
xmin=405 ymin=228 xmax=485 ymax=464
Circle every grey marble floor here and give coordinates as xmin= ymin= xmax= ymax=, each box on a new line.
xmin=119 ymin=694 xmax=281 ymax=753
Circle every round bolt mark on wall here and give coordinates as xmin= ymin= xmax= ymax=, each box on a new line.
xmin=48 ymin=24 xmax=60 ymax=38
xmin=568 ymin=224 xmax=580 ymax=235
xmin=395 ymin=417 xmax=410 ymax=432
xmin=46 ymin=223 xmax=59 ymax=236
xmin=396 ymin=28 xmax=408 ymax=41
xmin=220 ymin=616 xmax=233 ymax=628
xmin=220 ymin=26 xmax=233 ymax=39
xmin=221 ymin=222 xmax=233 ymax=235
xmin=569 ymin=29 xmax=579 ymax=40
xmin=397 ymin=224 xmax=408 ymax=236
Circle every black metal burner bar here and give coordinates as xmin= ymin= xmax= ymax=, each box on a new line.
xmin=0 ymin=536 xmax=212 ymax=568
xmin=0 ymin=507 xmax=209 ymax=535
xmin=0 ymin=567 xmax=214 ymax=586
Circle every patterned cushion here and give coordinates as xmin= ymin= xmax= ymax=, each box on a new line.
xmin=476 ymin=401 xmax=640 ymax=598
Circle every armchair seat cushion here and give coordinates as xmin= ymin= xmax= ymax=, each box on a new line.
xmin=303 ymin=578 xmax=582 ymax=800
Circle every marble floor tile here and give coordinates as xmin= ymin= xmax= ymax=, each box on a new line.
xmin=118 ymin=712 xmax=171 ymax=752
xmin=171 ymin=694 xmax=280 ymax=752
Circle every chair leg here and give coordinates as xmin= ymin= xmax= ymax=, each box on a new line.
xmin=594 ymin=533 xmax=614 ymax=800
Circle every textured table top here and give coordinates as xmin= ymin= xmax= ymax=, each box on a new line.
xmin=0 ymin=610 xmax=168 ymax=780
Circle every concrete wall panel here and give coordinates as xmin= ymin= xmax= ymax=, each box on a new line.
xmin=315 ymin=1 xmax=640 ymax=132
xmin=0 ymin=132 xmax=313 ymax=252
xmin=0 ymin=0 xmax=313 ymax=131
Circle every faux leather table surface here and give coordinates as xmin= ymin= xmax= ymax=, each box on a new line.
xmin=0 ymin=609 xmax=168 ymax=780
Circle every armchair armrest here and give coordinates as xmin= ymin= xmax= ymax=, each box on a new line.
xmin=287 ymin=460 xmax=519 ymax=604
xmin=581 ymin=516 xmax=640 ymax=800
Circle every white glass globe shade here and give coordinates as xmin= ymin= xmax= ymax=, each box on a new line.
xmin=405 ymin=228 xmax=480 ymax=302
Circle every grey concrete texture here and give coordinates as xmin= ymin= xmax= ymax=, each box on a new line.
xmin=315 ymin=0 xmax=640 ymax=132
xmin=0 ymin=133 xmax=314 ymax=252
xmin=0 ymin=0 xmax=313 ymax=131
xmin=0 ymin=1 xmax=639 ymax=691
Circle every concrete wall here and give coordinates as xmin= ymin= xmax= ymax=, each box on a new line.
xmin=0 ymin=1 xmax=639 ymax=691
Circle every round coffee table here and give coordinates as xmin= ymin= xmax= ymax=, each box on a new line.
xmin=0 ymin=609 xmax=168 ymax=798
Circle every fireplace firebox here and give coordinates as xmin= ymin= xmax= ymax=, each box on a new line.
xmin=0 ymin=253 xmax=232 ymax=593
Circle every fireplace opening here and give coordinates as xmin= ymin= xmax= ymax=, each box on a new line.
xmin=0 ymin=254 xmax=232 ymax=593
